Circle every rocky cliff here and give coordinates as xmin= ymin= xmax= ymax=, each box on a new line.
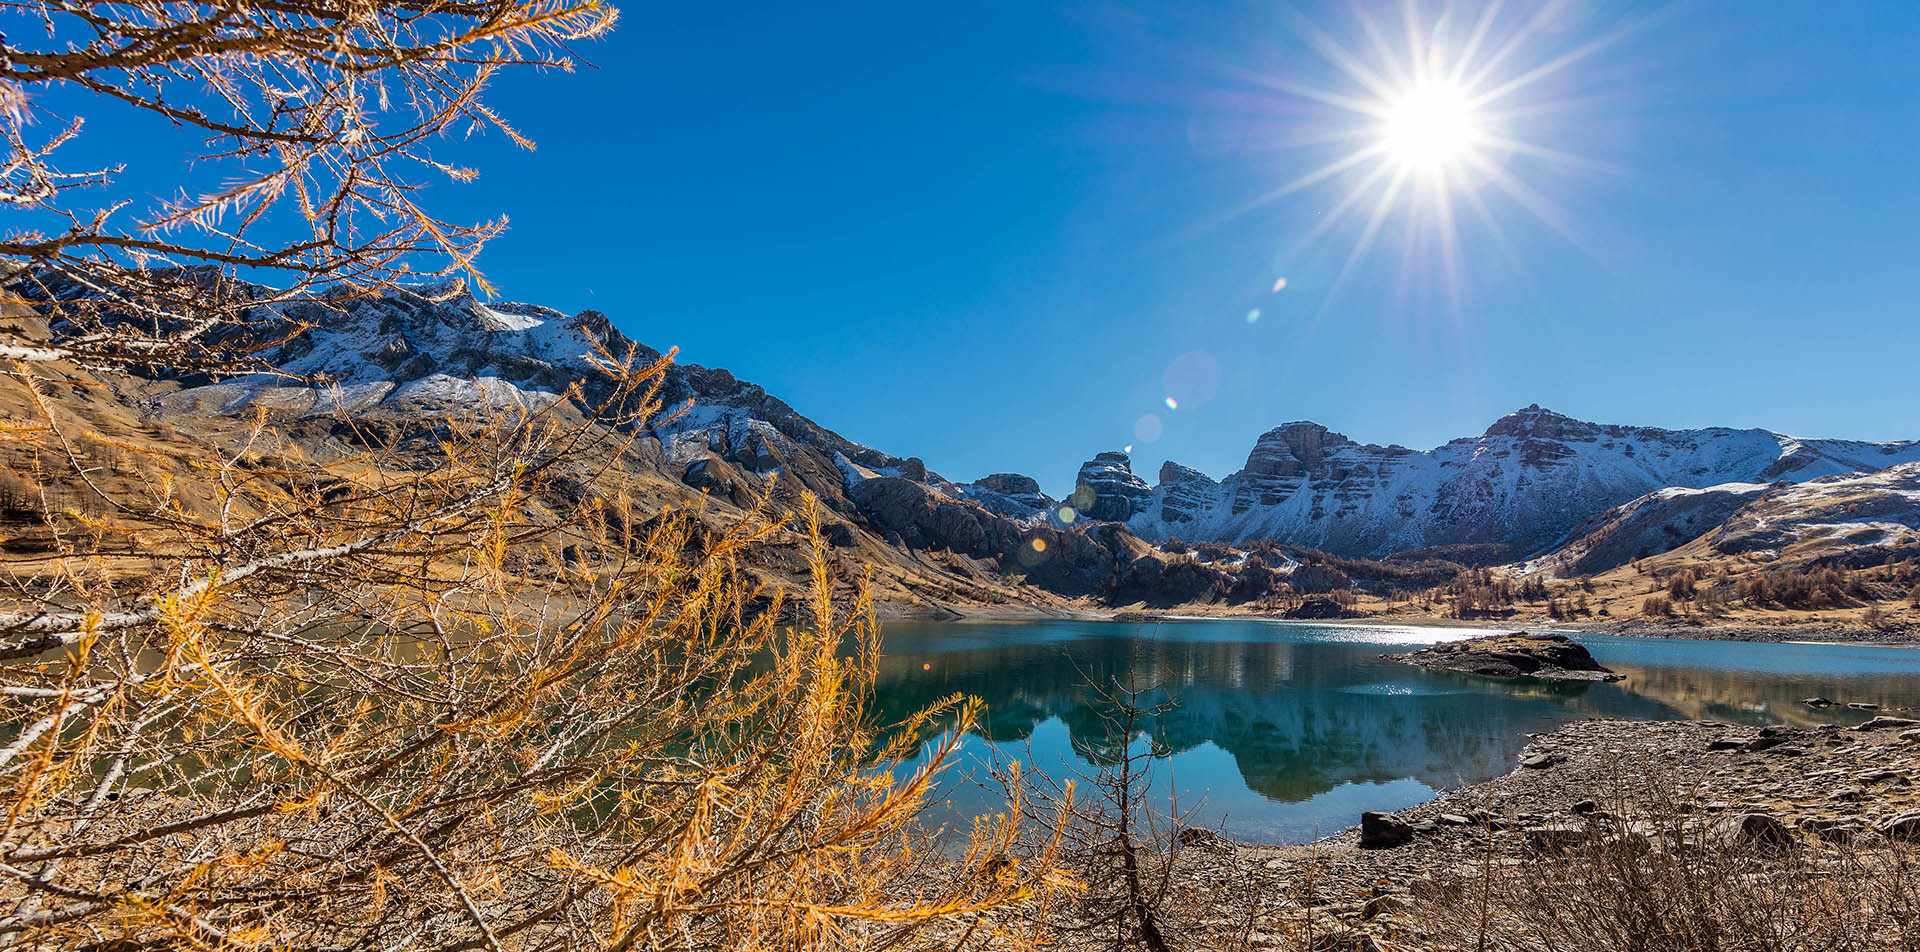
xmin=1095 ymin=406 xmax=1920 ymax=559
xmin=21 ymin=271 xmax=1920 ymax=610
xmin=17 ymin=273 xmax=1159 ymax=611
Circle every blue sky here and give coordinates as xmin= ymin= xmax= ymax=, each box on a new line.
xmin=52 ymin=1 xmax=1920 ymax=495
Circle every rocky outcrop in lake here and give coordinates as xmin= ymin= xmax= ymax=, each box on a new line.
xmin=1390 ymin=632 xmax=1624 ymax=682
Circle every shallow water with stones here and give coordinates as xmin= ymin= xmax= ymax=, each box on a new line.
xmin=871 ymin=620 xmax=1920 ymax=843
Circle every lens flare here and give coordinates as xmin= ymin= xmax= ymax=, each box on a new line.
xmin=1133 ymin=413 xmax=1164 ymax=443
xmin=1246 ymin=308 xmax=1261 ymax=324
xmin=1163 ymin=397 xmax=1178 ymax=411
xmin=1162 ymin=350 xmax=1223 ymax=409
xmin=1271 ymin=277 xmax=1288 ymax=292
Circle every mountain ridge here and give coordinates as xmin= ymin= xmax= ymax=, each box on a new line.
xmin=14 ymin=271 xmax=1919 ymax=624
xmin=1043 ymin=405 xmax=1920 ymax=560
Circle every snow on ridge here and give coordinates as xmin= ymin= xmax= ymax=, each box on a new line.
xmin=1121 ymin=410 xmax=1920 ymax=559
xmin=477 ymin=304 xmax=545 ymax=332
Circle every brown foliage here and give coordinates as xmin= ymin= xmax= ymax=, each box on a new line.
xmin=0 ymin=2 xmax=1078 ymax=943
xmin=0 ymin=354 xmax=1072 ymax=949
xmin=3 ymin=0 xmax=615 ymax=373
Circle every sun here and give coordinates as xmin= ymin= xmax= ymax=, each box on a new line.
xmin=1381 ymin=79 xmax=1482 ymax=173
xmin=1218 ymin=2 xmax=1632 ymax=299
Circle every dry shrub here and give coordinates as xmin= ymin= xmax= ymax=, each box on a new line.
xmin=0 ymin=352 xmax=1074 ymax=950
xmin=1409 ymin=779 xmax=1920 ymax=951
xmin=1 ymin=0 xmax=1082 ymax=946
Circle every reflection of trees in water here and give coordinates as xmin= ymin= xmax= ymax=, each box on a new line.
xmin=1603 ymin=664 xmax=1886 ymax=728
xmin=871 ymin=635 xmax=1704 ymax=804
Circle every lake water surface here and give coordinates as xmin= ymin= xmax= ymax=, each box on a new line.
xmin=873 ymin=620 xmax=1920 ymax=843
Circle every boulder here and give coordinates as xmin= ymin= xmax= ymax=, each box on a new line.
xmin=1709 ymin=813 xmax=1793 ymax=853
xmin=1878 ymin=811 xmax=1920 ymax=841
xmin=1800 ymin=817 xmax=1863 ymax=843
xmin=1359 ymin=811 xmax=1415 ymax=849
xmin=1523 ymin=823 xmax=1587 ymax=854
xmin=1858 ymin=716 xmax=1920 ymax=731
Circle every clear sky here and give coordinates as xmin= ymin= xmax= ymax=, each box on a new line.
xmin=57 ymin=1 xmax=1920 ymax=495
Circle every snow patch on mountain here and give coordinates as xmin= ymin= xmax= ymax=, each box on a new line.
xmin=1115 ymin=406 xmax=1920 ymax=559
xmin=1707 ymin=462 xmax=1920 ymax=562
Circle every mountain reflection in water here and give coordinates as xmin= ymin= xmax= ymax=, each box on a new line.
xmin=871 ymin=620 xmax=1920 ymax=843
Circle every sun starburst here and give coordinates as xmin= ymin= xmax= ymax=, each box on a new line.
xmin=1229 ymin=1 xmax=1638 ymax=302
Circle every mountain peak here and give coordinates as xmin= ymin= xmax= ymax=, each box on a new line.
xmin=1072 ymin=451 xmax=1151 ymax=522
xmin=1121 ymin=407 xmax=1920 ymax=559
xmin=1244 ymin=420 xmax=1353 ymax=474
xmin=1483 ymin=404 xmax=1585 ymax=440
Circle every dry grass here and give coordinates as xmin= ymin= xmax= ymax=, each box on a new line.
xmin=1408 ymin=781 xmax=1920 ymax=952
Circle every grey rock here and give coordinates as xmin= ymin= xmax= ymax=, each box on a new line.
xmin=1709 ymin=813 xmax=1793 ymax=853
xmin=1070 ymin=452 xmax=1152 ymax=522
xmin=1857 ymin=716 xmax=1920 ymax=731
xmin=1523 ymin=823 xmax=1587 ymax=854
xmin=1877 ymin=811 xmax=1920 ymax=841
xmin=1359 ymin=811 xmax=1416 ymax=849
xmin=1393 ymin=632 xmax=1623 ymax=683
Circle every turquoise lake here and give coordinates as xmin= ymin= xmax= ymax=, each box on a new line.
xmin=871 ymin=620 xmax=1920 ymax=844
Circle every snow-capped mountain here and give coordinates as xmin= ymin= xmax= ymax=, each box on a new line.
xmin=1705 ymin=462 xmax=1920 ymax=565
xmin=28 ymin=270 xmax=1919 ymax=592
xmin=1519 ymin=482 xmax=1776 ymax=577
xmin=1078 ymin=406 xmax=1920 ymax=559
xmin=49 ymin=277 xmax=1144 ymax=599
xmin=144 ymin=280 xmax=917 ymax=484
xmin=1525 ymin=462 xmax=1920 ymax=577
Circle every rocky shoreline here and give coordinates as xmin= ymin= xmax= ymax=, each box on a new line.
xmin=929 ymin=605 xmax=1920 ymax=648
xmin=1583 ymin=617 xmax=1920 ymax=645
xmin=1136 ymin=715 xmax=1920 ymax=949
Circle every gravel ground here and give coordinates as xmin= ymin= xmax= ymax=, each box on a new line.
xmin=1107 ymin=715 xmax=1920 ymax=950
